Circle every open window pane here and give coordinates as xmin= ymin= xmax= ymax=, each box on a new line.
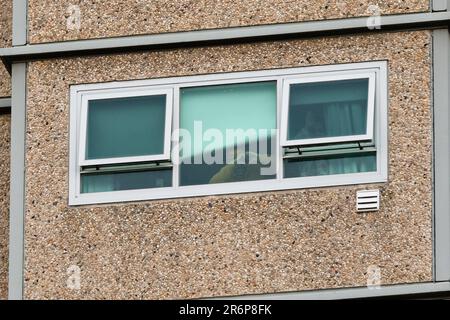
xmin=287 ymin=78 xmax=370 ymax=143
xmin=284 ymin=153 xmax=376 ymax=178
xmin=86 ymin=95 xmax=167 ymax=160
xmin=81 ymin=168 xmax=172 ymax=193
xmin=179 ymin=82 xmax=277 ymax=186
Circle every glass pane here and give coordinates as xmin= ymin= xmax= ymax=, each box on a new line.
xmin=86 ymin=95 xmax=167 ymax=160
xmin=284 ymin=153 xmax=376 ymax=178
xmin=179 ymin=82 xmax=277 ymax=186
xmin=81 ymin=169 xmax=172 ymax=193
xmin=288 ymin=78 xmax=369 ymax=141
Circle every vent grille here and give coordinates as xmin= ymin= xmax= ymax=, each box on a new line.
xmin=357 ymin=190 xmax=380 ymax=212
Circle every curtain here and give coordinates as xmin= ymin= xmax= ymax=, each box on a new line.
xmin=286 ymin=100 xmax=376 ymax=178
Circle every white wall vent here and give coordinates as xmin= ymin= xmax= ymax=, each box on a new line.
xmin=356 ymin=190 xmax=380 ymax=212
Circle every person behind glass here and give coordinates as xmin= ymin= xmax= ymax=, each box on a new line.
xmin=293 ymin=108 xmax=330 ymax=177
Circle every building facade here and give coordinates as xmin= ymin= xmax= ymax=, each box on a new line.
xmin=0 ymin=0 xmax=450 ymax=300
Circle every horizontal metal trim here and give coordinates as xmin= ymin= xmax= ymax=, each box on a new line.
xmin=284 ymin=147 xmax=376 ymax=160
xmin=358 ymin=194 xmax=380 ymax=198
xmin=213 ymin=282 xmax=450 ymax=300
xmin=286 ymin=142 xmax=375 ymax=152
xmin=0 ymin=97 xmax=11 ymax=108
xmin=357 ymin=199 xmax=379 ymax=204
xmin=81 ymin=162 xmax=173 ymax=174
xmin=1 ymin=12 xmax=450 ymax=69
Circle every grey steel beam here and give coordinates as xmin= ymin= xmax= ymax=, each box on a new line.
xmin=0 ymin=97 xmax=11 ymax=108
xmin=0 ymin=97 xmax=11 ymax=114
xmin=433 ymin=30 xmax=450 ymax=281
xmin=1 ymin=11 xmax=450 ymax=69
xmin=221 ymin=282 xmax=450 ymax=300
xmin=8 ymin=63 xmax=27 ymax=300
xmin=12 ymin=0 xmax=27 ymax=46
xmin=434 ymin=0 xmax=449 ymax=12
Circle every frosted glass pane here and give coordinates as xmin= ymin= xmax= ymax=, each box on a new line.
xmin=86 ymin=95 xmax=166 ymax=160
xmin=81 ymin=169 xmax=172 ymax=193
xmin=180 ymin=82 xmax=277 ymax=186
xmin=288 ymin=78 xmax=369 ymax=141
xmin=284 ymin=153 xmax=376 ymax=178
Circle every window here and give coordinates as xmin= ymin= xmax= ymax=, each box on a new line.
xmin=77 ymin=88 xmax=173 ymax=193
xmin=70 ymin=62 xmax=388 ymax=205
xmin=281 ymin=72 xmax=377 ymax=180
xmin=281 ymin=74 xmax=375 ymax=146
xmin=179 ymin=82 xmax=277 ymax=186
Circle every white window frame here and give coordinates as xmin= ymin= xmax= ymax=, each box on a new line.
xmin=78 ymin=87 xmax=173 ymax=166
xmin=280 ymin=72 xmax=376 ymax=147
xmin=69 ymin=61 xmax=388 ymax=206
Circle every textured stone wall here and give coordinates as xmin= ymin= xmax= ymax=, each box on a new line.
xmin=24 ymin=30 xmax=432 ymax=299
xmin=0 ymin=0 xmax=11 ymax=47
xmin=0 ymin=113 xmax=10 ymax=299
xmin=0 ymin=66 xmax=11 ymax=98
xmin=28 ymin=0 xmax=430 ymax=43
xmin=0 ymin=1 xmax=12 ymax=298
xmin=0 ymin=0 xmax=12 ymax=97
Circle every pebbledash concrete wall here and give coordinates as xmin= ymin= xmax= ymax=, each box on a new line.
xmin=0 ymin=0 xmax=11 ymax=300
xmin=0 ymin=60 xmax=11 ymax=97
xmin=24 ymin=30 xmax=433 ymax=299
xmin=0 ymin=0 xmax=12 ymax=97
xmin=27 ymin=0 xmax=430 ymax=43
xmin=0 ymin=113 xmax=10 ymax=300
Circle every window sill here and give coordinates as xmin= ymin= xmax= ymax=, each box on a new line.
xmin=69 ymin=171 xmax=387 ymax=206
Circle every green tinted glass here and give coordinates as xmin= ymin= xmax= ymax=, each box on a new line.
xmin=86 ymin=95 xmax=167 ymax=160
xmin=284 ymin=153 xmax=376 ymax=178
xmin=288 ymin=78 xmax=369 ymax=141
xmin=179 ymin=82 xmax=277 ymax=186
xmin=81 ymin=169 xmax=172 ymax=193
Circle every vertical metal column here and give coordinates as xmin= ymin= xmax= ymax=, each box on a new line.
xmin=433 ymin=28 xmax=450 ymax=282
xmin=12 ymin=0 xmax=27 ymax=46
xmin=8 ymin=0 xmax=28 ymax=300
xmin=8 ymin=63 xmax=27 ymax=300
